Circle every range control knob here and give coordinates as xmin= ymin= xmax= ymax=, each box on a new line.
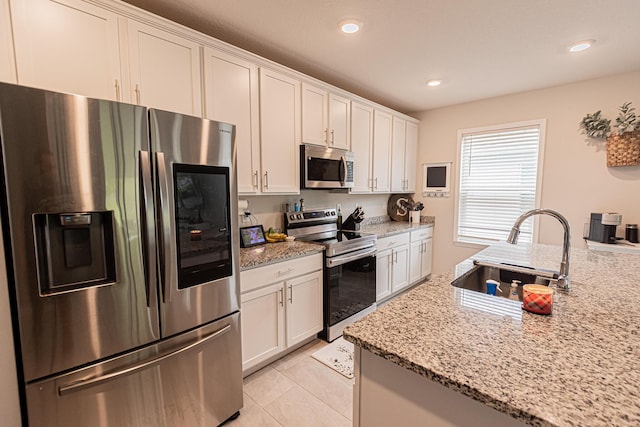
xmin=325 ymin=211 xmax=331 ymax=216
xmin=297 ymin=214 xmax=303 ymax=219
xmin=331 ymin=210 xmax=336 ymax=216
xmin=289 ymin=214 xmax=296 ymax=220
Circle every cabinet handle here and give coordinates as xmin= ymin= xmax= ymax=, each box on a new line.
xmin=324 ymin=129 xmax=328 ymax=144
xmin=393 ymin=251 xmax=398 ymax=264
xmin=135 ymin=84 xmax=141 ymax=105
xmin=277 ymin=268 xmax=293 ymax=277
xmin=288 ymin=285 xmax=293 ymax=304
xmin=254 ymin=171 xmax=259 ymax=189
xmin=331 ymin=129 xmax=335 ymax=145
xmin=114 ymin=80 xmax=121 ymax=101
xmin=279 ymin=288 xmax=284 ymax=307
xmin=374 ymin=177 xmax=378 ymax=190
xmin=264 ymin=171 xmax=269 ymax=189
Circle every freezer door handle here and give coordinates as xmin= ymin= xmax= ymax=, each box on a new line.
xmin=58 ymin=323 xmax=232 ymax=396
xmin=156 ymin=152 xmax=174 ymax=303
xmin=139 ymin=151 xmax=157 ymax=308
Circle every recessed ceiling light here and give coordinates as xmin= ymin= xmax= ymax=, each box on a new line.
xmin=426 ymin=80 xmax=442 ymax=87
xmin=569 ymin=39 xmax=595 ymax=53
xmin=339 ymin=19 xmax=362 ymax=34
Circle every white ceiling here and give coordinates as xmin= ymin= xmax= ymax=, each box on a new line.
xmin=122 ymin=0 xmax=640 ymax=115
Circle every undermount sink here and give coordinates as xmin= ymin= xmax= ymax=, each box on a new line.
xmin=451 ymin=260 xmax=556 ymax=302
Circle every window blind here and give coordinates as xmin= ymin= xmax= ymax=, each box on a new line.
xmin=457 ymin=124 xmax=541 ymax=243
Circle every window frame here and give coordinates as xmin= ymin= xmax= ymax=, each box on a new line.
xmin=453 ymin=119 xmax=546 ymax=247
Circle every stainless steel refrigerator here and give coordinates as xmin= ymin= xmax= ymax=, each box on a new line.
xmin=0 ymin=82 xmax=242 ymax=426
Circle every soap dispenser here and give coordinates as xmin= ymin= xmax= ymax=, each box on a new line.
xmin=509 ymin=280 xmax=521 ymax=300
xmin=337 ymin=204 xmax=343 ymax=230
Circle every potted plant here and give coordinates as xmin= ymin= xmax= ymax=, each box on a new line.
xmin=580 ymin=101 xmax=640 ymax=167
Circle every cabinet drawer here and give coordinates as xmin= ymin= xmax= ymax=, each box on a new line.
xmin=376 ymin=232 xmax=410 ymax=251
xmin=410 ymin=227 xmax=433 ymax=242
xmin=240 ymin=253 xmax=322 ymax=293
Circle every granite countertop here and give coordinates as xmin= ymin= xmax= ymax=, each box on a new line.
xmin=359 ymin=218 xmax=434 ymax=238
xmin=239 ymin=240 xmax=324 ymax=271
xmin=344 ymin=242 xmax=640 ymax=426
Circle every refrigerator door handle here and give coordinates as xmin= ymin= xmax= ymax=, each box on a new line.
xmin=156 ymin=151 xmax=174 ymax=303
xmin=58 ymin=323 xmax=232 ymax=397
xmin=139 ymin=151 xmax=157 ymax=308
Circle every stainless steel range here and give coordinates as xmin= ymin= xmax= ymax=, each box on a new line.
xmin=285 ymin=208 xmax=377 ymax=341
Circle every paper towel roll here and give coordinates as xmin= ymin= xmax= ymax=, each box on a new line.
xmin=238 ymin=199 xmax=249 ymax=210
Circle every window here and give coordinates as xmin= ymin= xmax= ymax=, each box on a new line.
xmin=455 ymin=120 xmax=545 ymax=245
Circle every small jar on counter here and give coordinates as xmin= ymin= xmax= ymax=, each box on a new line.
xmin=626 ymin=224 xmax=638 ymax=243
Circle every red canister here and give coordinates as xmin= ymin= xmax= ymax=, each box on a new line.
xmin=522 ymin=284 xmax=553 ymax=315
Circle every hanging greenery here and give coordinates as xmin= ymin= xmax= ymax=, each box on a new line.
xmin=580 ymin=101 xmax=638 ymax=140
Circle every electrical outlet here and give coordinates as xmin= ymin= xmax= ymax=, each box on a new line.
xmin=240 ymin=215 xmax=250 ymax=224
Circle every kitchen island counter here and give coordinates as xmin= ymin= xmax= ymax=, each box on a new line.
xmin=344 ymin=242 xmax=640 ymax=426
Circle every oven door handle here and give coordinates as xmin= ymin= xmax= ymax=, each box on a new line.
xmin=326 ymin=246 xmax=376 ymax=268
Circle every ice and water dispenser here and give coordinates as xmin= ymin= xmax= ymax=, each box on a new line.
xmin=33 ymin=211 xmax=116 ymax=295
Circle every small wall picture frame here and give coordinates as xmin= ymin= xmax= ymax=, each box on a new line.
xmin=239 ymin=225 xmax=266 ymax=248
xmin=422 ymin=162 xmax=451 ymax=197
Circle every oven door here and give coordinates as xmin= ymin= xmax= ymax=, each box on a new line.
xmin=302 ymin=145 xmax=354 ymax=189
xmin=324 ymin=246 xmax=376 ymax=340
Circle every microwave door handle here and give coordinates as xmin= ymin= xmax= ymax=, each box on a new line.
xmin=139 ymin=151 xmax=157 ymax=308
xmin=340 ymin=155 xmax=347 ymax=186
xmin=156 ymin=152 xmax=174 ymax=303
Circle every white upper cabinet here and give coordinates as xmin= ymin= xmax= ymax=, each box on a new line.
xmin=404 ymin=121 xmax=418 ymax=192
xmin=125 ymin=20 xmax=202 ymax=116
xmin=301 ymin=83 xmax=328 ymax=146
xmin=259 ymin=68 xmax=300 ymax=194
xmin=301 ymin=83 xmax=351 ymax=150
xmin=350 ymin=102 xmax=374 ymax=193
xmin=202 ymin=48 xmax=260 ymax=194
xmin=372 ymin=109 xmax=392 ymax=193
xmin=0 ymin=0 xmax=16 ymax=83
xmin=10 ymin=0 xmax=123 ymax=100
xmin=391 ymin=117 xmax=419 ymax=193
xmin=391 ymin=117 xmax=407 ymax=192
xmin=329 ymin=94 xmax=351 ymax=150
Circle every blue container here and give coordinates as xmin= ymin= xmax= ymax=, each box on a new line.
xmin=486 ymin=280 xmax=500 ymax=296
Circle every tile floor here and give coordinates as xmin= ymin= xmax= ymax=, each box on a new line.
xmin=226 ymin=339 xmax=353 ymax=427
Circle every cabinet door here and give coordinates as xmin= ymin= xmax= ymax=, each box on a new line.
xmin=285 ymin=270 xmax=323 ymax=347
xmin=372 ymin=110 xmax=392 ymax=192
xmin=421 ymin=238 xmax=433 ymax=278
xmin=126 ymin=20 xmax=202 ymax=116
xmin=405 ymin=121 xmax=419 ymax=193
xmin=409 ymin=240 xmax=423 ymax=285
xmin=259 ymin=68 xmax=300 ymax=194
xmin=11 ymin=0 xmax=123 ymax=100
xmin=240 ymin=282 xmax=285 ymax=372
xmin=301 ymin=83 xmax=328 ymax=146
xmin=329 ymin=94 xmax=351 ymax=150
xmin=391 ymin=245 xmax=409 ymax=293
xmin=203 ymin=48 xmax=260 ymax=194
xmin=350 ymin=102 xmax=374 ymax=193
xmin=391 ymin=117 xmax=406 ymax=192
xmin=376 ymin=249 xmax=393 ymax=301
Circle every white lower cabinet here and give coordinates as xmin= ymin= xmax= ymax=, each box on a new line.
xmin=240 ymin=253 xmax=322 ymax=374
xmin=376 ymin=233 xmax=410 ymax=302
xmin=409 ymin=228 xmax=433 ymax=284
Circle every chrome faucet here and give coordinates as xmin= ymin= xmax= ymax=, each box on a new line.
xmin=507 ymin=209 xmax=571 ymax=291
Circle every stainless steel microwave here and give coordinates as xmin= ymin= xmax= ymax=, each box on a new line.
xmin=301 ymin=144 xmax=354 ymax=189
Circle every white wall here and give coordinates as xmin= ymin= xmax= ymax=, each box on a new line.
xmin=416 ymin=70 xmax=640 ymax=274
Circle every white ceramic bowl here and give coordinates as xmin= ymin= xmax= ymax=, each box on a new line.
xmin=285 ymin=236 xmax=295 ymax=242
